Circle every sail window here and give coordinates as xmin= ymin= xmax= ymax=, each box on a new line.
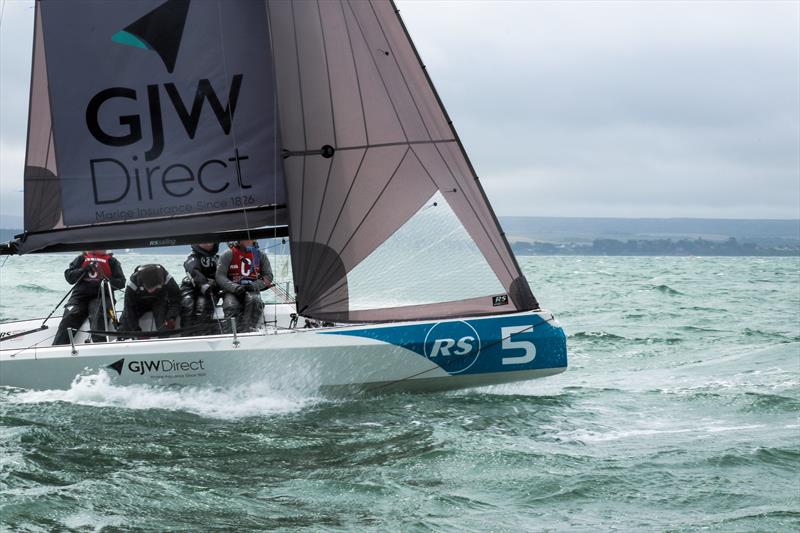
xmin=346 ymin=191 xmax=505 ymax=311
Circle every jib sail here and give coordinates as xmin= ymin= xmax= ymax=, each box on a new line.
xmin=267 ymin=0 xmax=537 ymax=321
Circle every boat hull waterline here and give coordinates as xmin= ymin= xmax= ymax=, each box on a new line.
xmin=0 ymin=310 xmax=567 ymax=392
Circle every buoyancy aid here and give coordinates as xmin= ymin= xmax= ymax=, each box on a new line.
xmin=228 ymin=246 xmax=261 ymax=283
xmin=81 ymin=252 xmax=113 ymax=281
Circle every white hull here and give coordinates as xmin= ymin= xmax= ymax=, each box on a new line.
xmin=0 ymin=309 xmax=567 ymax=393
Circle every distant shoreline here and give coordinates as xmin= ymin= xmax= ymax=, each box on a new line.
xmin=511 ymin=237 xmax=799 ymax=257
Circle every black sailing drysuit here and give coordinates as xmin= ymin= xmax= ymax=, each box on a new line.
xmin=119 ymin=264 xmax=181 ymax=334
xmin=179 ymin=243 xmax=221 ymax=335
xmin=52 ymin=253 xmax=126 ymax=345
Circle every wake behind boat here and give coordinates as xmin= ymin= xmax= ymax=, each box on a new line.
xmin=0 ymin=0 xmax=567 ymax=392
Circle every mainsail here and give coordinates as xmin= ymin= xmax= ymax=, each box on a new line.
xmin=10 ymin=0 xmax=538 ymax=322
xmin=17 ymin=0 xmax=286 ymax=254
xmin=267 ymin=0 xmax=537 ymax=321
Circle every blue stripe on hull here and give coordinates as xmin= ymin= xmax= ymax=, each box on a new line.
xmin=324 ymin=313 xmax=567 ymax=377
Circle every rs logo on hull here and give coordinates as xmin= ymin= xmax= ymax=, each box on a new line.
xmin=423 ymin=321 xmax=482 ymax=374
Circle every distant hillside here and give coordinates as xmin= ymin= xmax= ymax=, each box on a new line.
xmin=499 ymin=217 xmax=800 ymax=245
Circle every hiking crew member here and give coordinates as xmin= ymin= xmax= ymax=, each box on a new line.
xmin=216 ymin=240 xmax=274 ymax=333
xmin=119 ymin=264 xmax=181 ymax=335
xmin=52 ymin=250 xmax=125 ymax=345
xmin=180 ymin=243 xmax=221 ymax=334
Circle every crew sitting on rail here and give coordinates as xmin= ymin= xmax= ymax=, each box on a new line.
xmin=52 ymin=250 xmax=126 ymax=345
xmin=216 ymin=240 xmax=274 ymax=333
xmin=179 ymin=243 xmax=221 ymax=335
xmin=119 ymin=264 xmax=181 ymax=336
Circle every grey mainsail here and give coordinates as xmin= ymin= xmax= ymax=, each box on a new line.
xmin=18 ymin=0 xmax=285 ymax=254
xmin=267 ymin=0 xmax=537 ymax=321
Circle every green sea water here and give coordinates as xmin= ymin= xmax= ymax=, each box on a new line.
xmin=1 ymin=255 xmax=798 ymax=531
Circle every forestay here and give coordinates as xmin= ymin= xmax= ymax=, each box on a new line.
xmin=18 ymin=0 xmax=286 ymax=254
xmin=267 ymin=0 xmax=538 ymax=322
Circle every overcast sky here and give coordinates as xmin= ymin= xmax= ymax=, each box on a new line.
xmin=1 ymin=0 xmax=798 ymax=222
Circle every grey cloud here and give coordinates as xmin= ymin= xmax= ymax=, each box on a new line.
xmin=398 ymin=0 xmax=799 ymax=218
xmin=1 ymin=1 xmax=798 ymax=222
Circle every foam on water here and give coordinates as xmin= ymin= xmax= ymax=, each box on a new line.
xmin=10 ymin=370 xmax=321 ymax=419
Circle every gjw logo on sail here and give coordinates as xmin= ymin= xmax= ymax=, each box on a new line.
xmin=40 ymin=0 xmax=282 ymax=225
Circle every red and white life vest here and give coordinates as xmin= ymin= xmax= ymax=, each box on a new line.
xmin=81 ymin=252 xmax=112 ymax=281
xmin=228 ymin=247 xmax=260 ymax=283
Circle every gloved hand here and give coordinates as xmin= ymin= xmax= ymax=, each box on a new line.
xmin=164 ymin=318 xmax=176 ymax=330
xmin=207 ymin=280 xmax=218 ymax=293
xmin=264 ymin=281 xmax=274 ymax=289
xmin=234 ymin=285 xmax=247 ymax=298
xmin=81 ymin=262 xmax=97 ymax=273
xmin=247 ymin=283 xmax=261 ymax=292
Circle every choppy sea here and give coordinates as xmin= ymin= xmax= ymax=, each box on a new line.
xmin=1 ymin=254 xmax=798 ymax=531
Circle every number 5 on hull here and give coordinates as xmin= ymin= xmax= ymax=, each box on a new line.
xmin=501 ymin=325 xmax=537 ymax=365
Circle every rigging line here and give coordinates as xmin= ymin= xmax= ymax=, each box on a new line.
xmin=304 ymin=147 xmax=410 ymax=312
xmin=5 ymin=330 xmax=58 ymax=359
xmin=346 ymin=0 xmax=410 ymax=143
xmin=339 ymin=0 xmax=369 ymax=146
xmin=0 ymin=254 xmax=9 ymax=269
xmin=0 ymin=0 xmax=5 ymax=29
xmin=290 ymin=0 xmax=308 ymax=245
xmin=365 ymin=317 xmax=554 ymax=393
xmin=271 ymin=14 xmax=280 ymax=335
xmin=216 ymin=1 xmax=252 ymax=242
xmin=282 ymin=138 xmax=456 ymax=157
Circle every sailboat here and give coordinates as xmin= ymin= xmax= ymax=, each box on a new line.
xmin=0 ymin=0 xmax=567 ymax=392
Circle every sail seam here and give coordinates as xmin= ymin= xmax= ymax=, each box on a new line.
xmin=322 ymin=147 xmax=367 ymax=250
xmin=339 ymin=0 xmax=370 ymax=146
xmin=308 ymin=147 xmax=411 ymax=308
xmin=290 ymin=1 xmax=308 ymax=245
xmin=346 ymin=0 xmax=409 ymax=143
xmin=305 ymin=0 xmax=339 ymax=280
xmin=373 ymin=2 xmax=516 ymax=280
xmin=432 ymin=143 xmax=516 ymax=280
xmin=368 ymin=1 xmax=433 ymax=142
xmin=389 ymin=0 xmax=530 ymax=297
xmin=316 ymin=0 xmax=338 ymax=150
